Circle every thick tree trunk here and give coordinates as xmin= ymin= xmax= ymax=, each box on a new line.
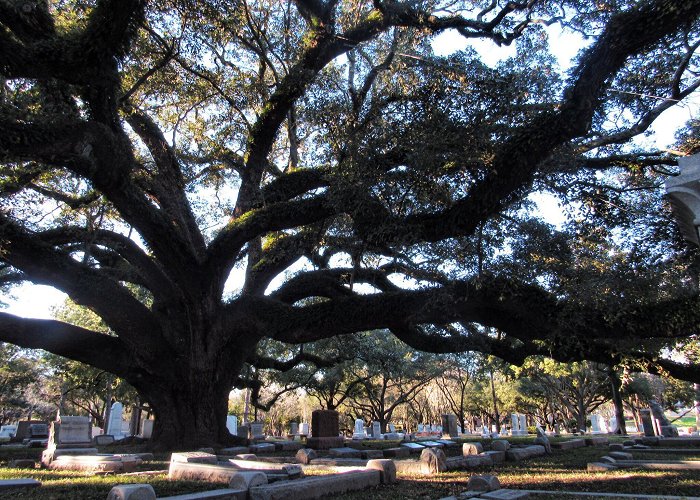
xmin=139 ymin=375 xmax=244 ymax=450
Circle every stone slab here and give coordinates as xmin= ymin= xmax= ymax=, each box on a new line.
xmin=587 ymin=462 xmax=617 ymax=471
xmin=613 ymin=460 xmax=700 ymax=470
xmin=505 ymin=445 xmax=546 ymax=462
xmin=305 ymin=436 xmax=344 ymax=450
xmin=328 ymin=447 xmax=363 ymax=459
xmin=400 ymin=442 xmax=425 ymax=454
xmin=585 ymin=437 xmax=610 ymax=447
xmin=272 ymin=441 xmax=302 ymax=452
xmin=479 ymin=489 xmax=530 ymax=499
xmin=226 ymin=459 xmax=302 ymax=477
xmin=219 ymin=447 xmax=250 ymax=456
xmin=362 ymin=449 xmax=384 ymax=459
xmin=169 ymin=462 xmax=244 ymax=484
xmin=248 ymin=469 xmax=380 ymax=500
xmin=159 ymin=489 xmax=246 ymax=500
xmin=393 ymin=459 xmax=431 ymax=475
xmin=420 ymin=441 xmax=445 ymax=448
xmin=384 ymin=447 xmax=411 ymax=458
xmin=171 ymin=452 xmax=218 ymax=465
xmin=445 ymin=455 xmax=493 ymax=470
xmin=249 ymin=443 xmax=276 ymax=453
xmin=308 ymin=458 xmax=368 ymax=467
xmin=0 ymin=478 xmax=41 ymax=491
xmin=484 ymin=451 xmax=506 ymax=464
xmin=550 ymin=439 xmax=585 ymax=450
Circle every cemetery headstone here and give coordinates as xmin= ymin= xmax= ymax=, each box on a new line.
xmin=519 ymin=415 xmax=527 ymax=434
xmin=290 ymin=421 xmax=299 ymax=436
xmin=226 ymin=415 xmax=238 ymax=436
xmin=11 ymin=421 xmax=45 ymax=443
xmin=250 ymin=421 xmax=265 ymax=440
xmin=441 ymin=414 xmax=458 ymax=438
xmin=136 ymin=418 xmax=152 ymax=439
xmin=417 ymin=424 xmax=424 ymax=433
xmin=352 ymin=419 xmax=365 ymax=439
xmin=237 ymin=424 xmax=249 ymax=440
xmin=372 ymin=421 xmax=382 ymax=439
xmin=640 ymin=409 xmax=656 ymax=437
xmin=299 ymin=422 xmax=309 ymax=436
xmin=106 ymin=402 xmax=125 ymax=438
xmin=307 ymin=410 xmax=343 ymax=449
xmin=42 ymin=415 xmax=95 ymax=466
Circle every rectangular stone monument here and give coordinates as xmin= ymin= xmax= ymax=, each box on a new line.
xmin=299 ymin=422 xmax=309 ymax=436
xmin=371 ymin=421 xmax=382 ymax=439
xmin=307 ymin=410 xmax=343 ymax=449
xmin=250 ymin=421 xmax=265 ymax=440
xmin=442 ymin=414 xmax=459 ymax=438
xmin=226 ymin=415 xmax=238 ymax=436
xmin=519 ymin=414 xmax=527 ymax=435
xmin=237 ymin=424 xmax=249 ymax=439
xmin=590 ymin=414 xmax=601 ymax=434
xmin=289 ymin=421 xmax=299 ymax=436
xmin=11 ymin=421 xmax=44 ymax=442
xmin=53 ymin=416 xmax=92 ymax=446
xmin=106 ymin=402 xmax=124 ymax=437
xmin=352 ymin=419 xmax=365 ymax=439
xmin=640 ymin=409 xmax=656 ymax=437
xmin=140 ymin=419 xmax=154 ymax=439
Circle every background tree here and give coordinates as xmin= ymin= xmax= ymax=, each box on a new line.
xmin=1 ymin=0 xmax=700 ymax=449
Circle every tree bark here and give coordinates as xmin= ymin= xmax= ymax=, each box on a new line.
xmin=608 ymin=367 xmax=627 ymax=435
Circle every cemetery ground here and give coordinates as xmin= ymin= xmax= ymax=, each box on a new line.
xmin=1 ymin=436 xmax=699 ymax=499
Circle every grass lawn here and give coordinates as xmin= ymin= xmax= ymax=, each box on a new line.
xmin=1 ymin=438 xmax=699 ymax=499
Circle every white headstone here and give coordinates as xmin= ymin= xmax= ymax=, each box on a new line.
xmin=0 ymin=425 xmax=17 ymax=438
xmin=590 ymin=414 xmax=601 ymax=433
xmin=519 ymin=415 xmax=527 ymax=435
xmin=510 ymin=413 xmax=519 ymax=435
xmin=106 ymin=402 xmax=124 ymax=437
xmin=56 ymin=416 xmax=92 ymax=445
xmin=299 ymin=422 xmax=309 ymax=436
xmin=140 ymin=419 xmax=154 ymax=439
xmin=372 ymin=421 xmax=382 ymax=438
xmin=226 ymin=415 xmax=238 ymax=435
xmin=389 ymin=423 xmax=396 ymax=433
xmin=417 ymin=424 xmax=424 ymax=433
xmin=609 ymin=416 xmax=619 ymax=434
xmin=353 ymin=419 xmax=365 ymax=439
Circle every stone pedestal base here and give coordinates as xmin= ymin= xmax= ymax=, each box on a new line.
xmin=306 ymin=437 xmax=344 ymax=450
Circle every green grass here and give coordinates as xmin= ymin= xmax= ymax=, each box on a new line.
xmin=1 ymin=439 xmax=699 ymax=499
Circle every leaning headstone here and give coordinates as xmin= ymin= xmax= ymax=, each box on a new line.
xmin=491 ymin=440 xmax=510 ymax=452
xmin=640 ymin=409 xmax=656 ymax=437
xmin=534 ymin=426 xmax=552 ymax=454
xmin=367 ymin=459 xmax=397 ymax=484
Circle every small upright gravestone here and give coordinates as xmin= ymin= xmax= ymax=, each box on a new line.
xmin=306 ymin=410 xmax=344 ymax=450
xmin=371 ymin=421 xmax=382 ymax=439
xmin=226 ymin=415 xmax=238 ymax=436
xmin=352 ymin=419 xmax=365 ymax=439
xmin=290 ymin=421 xmax=299 ymax=436
xmin=250 ymin=421 xmax=265 ymax=440
xmin=441 ymin=414 xmax=459 ymax=438
xmin=106 ymin=402 xmax=125 ymax=438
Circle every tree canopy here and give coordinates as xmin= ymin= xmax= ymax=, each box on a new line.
xmin=1 ymin=0 xmax=700 ymax=448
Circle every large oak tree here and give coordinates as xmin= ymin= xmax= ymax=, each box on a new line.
xmin=1 ymin=0 xmax=700 ymax=448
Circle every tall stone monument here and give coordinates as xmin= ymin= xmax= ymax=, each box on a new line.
xmin=306 ymin=410 xmax=344 ymax=450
